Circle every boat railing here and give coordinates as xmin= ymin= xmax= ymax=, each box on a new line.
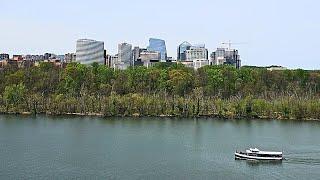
xmin=236 ymin=151 xmax=246 ymax=155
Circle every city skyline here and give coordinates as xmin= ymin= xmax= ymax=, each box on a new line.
xmin=0 ymin=37 xmax=242 ymax=70
xmin=1 ymin=0 xmax=319 ymax=69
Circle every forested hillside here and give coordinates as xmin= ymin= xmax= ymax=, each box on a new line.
xmin=1 ymin=62 xmax=319 ymax=120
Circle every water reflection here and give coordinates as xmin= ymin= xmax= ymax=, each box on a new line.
xmin=243 ymin=160 xmax=283 ymax=167
xmin=192 ymin=119 xmax=203 ymax=149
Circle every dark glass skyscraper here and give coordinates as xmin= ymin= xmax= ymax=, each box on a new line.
xmin=147 ymin=38 xmax=167 ymax=60
xmin=177 ymin=41 xmax=192 ymax=61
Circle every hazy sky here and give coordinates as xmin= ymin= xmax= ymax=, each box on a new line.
xmin=1 ymin=0 xmax=319 ymax=69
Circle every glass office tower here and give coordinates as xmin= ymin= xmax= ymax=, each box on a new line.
xmin=76 ymin=39 xmax=105 ymax=65
xmin=177 ymin=41 xmax=192 ymax=61
xmin=147 ymin=38 xmax=167 ymax=60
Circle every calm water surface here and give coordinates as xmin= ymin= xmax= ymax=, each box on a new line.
xmin=0 ymin=115 xmax=320 ymax=179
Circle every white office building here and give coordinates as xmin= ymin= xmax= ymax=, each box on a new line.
xmin=193 ymin=59 xmax=209 ymax=69
xmin=186 ymin=46 xmax=208 ymax=61
xmin=185 ymin=46 xmax=209 ymax=69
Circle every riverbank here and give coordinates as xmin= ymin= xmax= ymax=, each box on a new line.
xmin=1 ymin=108 xmax=319 ymax=121
xmin=1 ymin=93 xmax=319 ymax=121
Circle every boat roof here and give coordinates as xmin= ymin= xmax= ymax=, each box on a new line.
xmin=257 ymin=151 xmax=282 ymax=155
xmin=250 ymin=148 xmax=259 ymax=152
xmin=246 ymin=148 xmax=282 ymax=155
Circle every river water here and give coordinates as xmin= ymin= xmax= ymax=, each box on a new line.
xmin=0 ymin=115 xmax=320 ymax=179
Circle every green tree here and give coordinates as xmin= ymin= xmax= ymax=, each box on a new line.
xmin=3 ymin=83 xmax=26 ymax=112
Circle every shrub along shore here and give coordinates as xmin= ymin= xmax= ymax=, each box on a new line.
xmin=0 ymin=63 xmax=319 ymax=120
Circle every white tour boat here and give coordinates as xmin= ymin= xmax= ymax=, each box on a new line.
xmin=235 ymin=148 xmax=283 ymax=160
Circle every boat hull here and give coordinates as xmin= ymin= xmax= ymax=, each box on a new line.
xmin=235 ymin=152 xmax=283 ymax=161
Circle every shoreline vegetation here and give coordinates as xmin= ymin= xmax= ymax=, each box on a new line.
xmin=0 ymin=62 xmax=319 ymax=120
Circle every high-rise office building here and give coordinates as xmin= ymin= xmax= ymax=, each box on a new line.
xmin=147 ymin=38 xmax=167 ymax=60
xmin=177 ymin=41 xmax=192 ymax=61
xmin=185 ymin=45 xmax=209 ymax=69
xmin=211 ymin=48 xmax=241 ymax=69
xmin=76 ymin=39 xmax=105 ymax=65
xmin=185 ymin=46 xmax=208 ymax=61
xmin=118 ymin=43 xmax=132 ymax=69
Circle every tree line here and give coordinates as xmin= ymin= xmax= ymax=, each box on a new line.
xmin=0 ymin=62 xmax=319 ymax=120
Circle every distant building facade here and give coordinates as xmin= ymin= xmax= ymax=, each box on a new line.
xmin=210 ymin=48 xmax=241 ymax=69
xmin=106 ymin=54 xmax=118 ymax=68
xmin=185 ymin=46 xmax=208 ymax=61
xmin=179 ymin=61 xmax=194 ymax=69
xmin=132 ymin=47 xmax=148 ymax=61
xmin=193 ymin=59 xmax=209 ymax=69
xmin=0 ymin=54 xmax=9 ymax=60
xmin=64 ymin=53 xmax=76 ymax=63
xmin=177 ymin=41 xmax=192 ymax=61
xmin=166 ymin=57 xmax=173 ymax=62
xmin=23 ymin=55 xmax=44 ymax=61
xmin=132 ymin=46 xmax=141 ymax=62
xmin=76 ymin=39 xmax=105 ymax=65
xmin=147 ymin=38 xmax=167 ymax=60
xmin=184 ymin=45 xmax=209 ymax=69
xmin=140 ymin=50 xmax=160 ymax=62
xmin=56 ymin=55 xmax=65 ymax=62
xmin=44 ymin=53 xmax=57 ymax=60
xmin=12 ymin=55 xmax=23 ymax=61
xmin=117 ymin=43 xmax=132 ymax=69
xmin=139 ymin=50 xmax=161 ymax=67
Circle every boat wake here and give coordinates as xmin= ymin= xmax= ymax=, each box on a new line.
xmin=284 ymin=158 xmax=320 ymax=165
xmin=284 ymin=151 xmax=320 ymax=165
